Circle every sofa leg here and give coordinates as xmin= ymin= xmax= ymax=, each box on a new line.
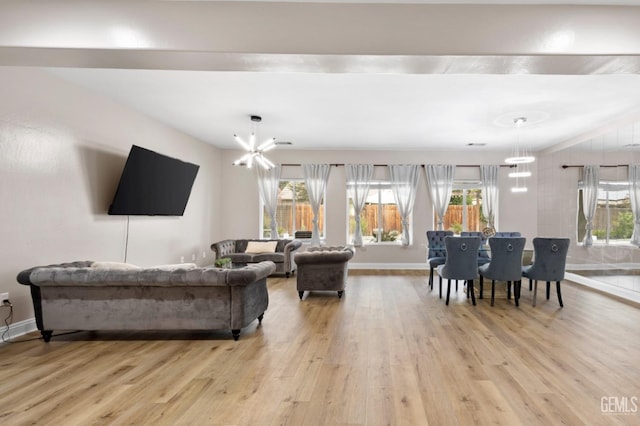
xmin=286 ymin=272 xmax=290 ymax=278
xmin=231 ymin=329 xmax=240 ymax=341
xmin=298 ymin=291 xmax=304 ymax=300
xmin=258 ymin=313 xmax=264 ymax=324
xmin=41 ymin=330 xmax=53 ymax=342
xmin=337 ymin=290 xmax=344 ymax=298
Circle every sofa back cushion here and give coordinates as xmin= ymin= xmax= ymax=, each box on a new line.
xmin=235 ymin=239 xmax=292 ymax=253
xmin=245 ymin=241 xmax=278 ymax=253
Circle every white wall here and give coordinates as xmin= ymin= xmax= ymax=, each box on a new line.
xmin=0 ymin=67 xmax=222 ymax=323
xmin=220 ymin=148 xmax=538 ymax=267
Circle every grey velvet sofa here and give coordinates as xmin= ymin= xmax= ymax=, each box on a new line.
xmin=17 ymin=260 xmax=275 ymax=341
xmin=294 ymin=246 xmax=354 ymax=299
xmin=211 ymin=239 xmax=302 ymax=277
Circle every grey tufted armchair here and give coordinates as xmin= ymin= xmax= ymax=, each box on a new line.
xmin=294 ymin=246 xmax=354 ymax=299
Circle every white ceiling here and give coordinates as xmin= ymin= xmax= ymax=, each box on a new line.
xmin=3 ymin=1 xmax=640 ymax=153
xmin=45 ymin=68 xmax=640 ymax=152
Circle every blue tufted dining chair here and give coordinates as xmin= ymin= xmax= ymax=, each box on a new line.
xmin=437 ymin=236 xmax=481 ymax=306
xmin=426 ymin=230 xmax=454 ymax=297
xmin=493 ymin=231 xmax=522 ymax=238
xmin=461 ymin=231 xmax=491 ymax=267
xmin=478 ymin=237 xmax=526 ymax=306
xmin=522 ymin=237 xmax=570 ymax=307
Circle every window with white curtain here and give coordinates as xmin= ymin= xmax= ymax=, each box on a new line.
xmin=347 ymin=181 xmax=404 ymax=244
xmin=577 ymin=181 xmax=632 ymax=244
xmin=436 ymin=181 xmax=491 ymax=234
xmin=261 ymin=180 xmax=325 ymax=239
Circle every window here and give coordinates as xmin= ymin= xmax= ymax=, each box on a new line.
xmin=262 ymin=180 xmax=325 ymax=239
xmin=578 ymin=181 xmax=632 ymax=244
xmin=437 ymin=182 xmax=489 ymax=234
xmin=347 ymin=182 xmax=404 ymax=244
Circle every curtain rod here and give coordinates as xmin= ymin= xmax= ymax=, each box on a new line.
xmin=561 ymin=164 xmax=628 ymax=169
xmin=279 ymin=163 xmax=515 ymax=168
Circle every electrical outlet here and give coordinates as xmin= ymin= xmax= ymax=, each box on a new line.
xmin=202 ymin=251 xmax=207 ymax=258
xmin=0 ymin=292 xmax=9 ymax=304
xmin=191 ymin=253 xmax=196 ymax=261
xmin=180 ymin=256 xmax=185 ymax=263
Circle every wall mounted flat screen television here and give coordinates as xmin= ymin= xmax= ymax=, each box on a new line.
xmin=108 ymin=145 xmax=200 ymax=216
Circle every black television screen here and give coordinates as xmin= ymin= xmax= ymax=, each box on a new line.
xmin=108 ymin=145 xmax=200 ymax=216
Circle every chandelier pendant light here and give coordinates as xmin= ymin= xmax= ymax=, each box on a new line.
xmin=506 ymin=116 xmax=534 ymax=192
xmin=233 ymin=115 xmax=277 ymax=169
xmin=505 ymin=117 xmax=535 ymax=165
xmin=509 ymin=169 xmax=532 ymax=178
xmin=510 ymin=169 xmax=529 ymax=192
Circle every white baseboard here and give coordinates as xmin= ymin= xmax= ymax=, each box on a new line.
xmin=1 ymin=318 xmax=37 ymax=342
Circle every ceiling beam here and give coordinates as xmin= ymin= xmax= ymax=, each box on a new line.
xmin=1 ymin=2 xmax=640 ymax=57
xmin=2 ymin=48 xmax=640 ymax=75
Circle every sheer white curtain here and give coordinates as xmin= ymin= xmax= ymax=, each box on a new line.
xmin=425 ymin=164 xmax=456 ymax=230
xmin=582 ymin=165 xmax=600 ymax=246
xmin=256 ymin=164 xmax=281 ymax=238
xmin=346 ymin=164 xmax=374 ymax=247
xmin=480 ymin=165 xmax=499 ymax=230
xmin=629 ymin=165 xmax=640 ymax=246
xmin=303 ymin=164 xmax=331 ymax=245
xmin=388 ymin=164 xmax=420 ymax=246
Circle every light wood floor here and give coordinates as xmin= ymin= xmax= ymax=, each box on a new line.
xmin=1 ymin=271 xmax=639 ymax=425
